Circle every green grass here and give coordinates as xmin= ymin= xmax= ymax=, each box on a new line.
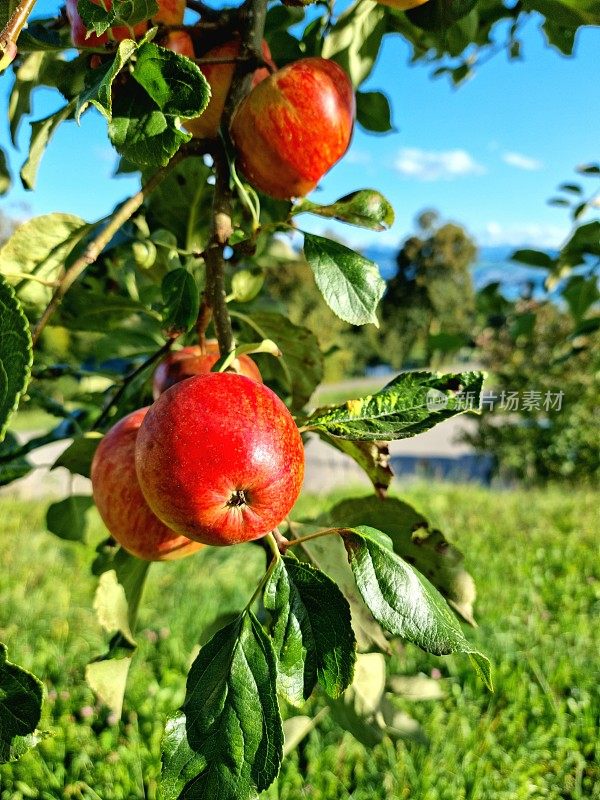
xmin=0 ymin=485 xmax=598 ymax=799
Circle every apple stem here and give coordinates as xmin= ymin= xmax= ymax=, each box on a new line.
xmin=284 ymin=528 xmax=340 ymax=548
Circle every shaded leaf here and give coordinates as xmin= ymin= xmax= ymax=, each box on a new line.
xmin=511 ymin=248 xmax=555 ymax=269
xmin=160 ymin=613 xmax=283 ymax=800
xmin=161 ymin=268 xmax=199 ymax=334
xmin=46 ymin=495 xmax=93 ymax=542
xmin=0 ymin=148 xmax=11 ymax=195
xmin=322 ymin=0 xmax=387 ymax=86
xmin=76 ymin=39 xmax=138 ymax=122
xmin=133 ymin=42 xmax=210 ymax=117
xmin=264 ymin=556 xmax=355 ymax=705
xmin=356 ymin=90 xmax=393 ymax=133
xmin=0 ymin=643 xmax=44 ymax=764
xmin=51 ymin=432 xmax=103 ymax=478
xmin=0 ymin=276 xmax=32 ymax=442
xmin=21 ymin=101 xmax=76 ymax=190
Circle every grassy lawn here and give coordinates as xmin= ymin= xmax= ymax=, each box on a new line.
xmin=0 ymin=485 xmax=598 ymax=799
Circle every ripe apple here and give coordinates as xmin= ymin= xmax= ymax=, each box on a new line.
xmin=91 ymin=408 xmax=203 ymax=561
xmin=152 ymin=341 xmax=263 ymax=398
xmin=66 ymin=0 xmax=148 ymax=47
xmin=135 ymin=373 xmax=305 ymax=547
xmin=376 ymin=0 xmax=429 ymax=7
xmin=161 ymin=30 xmax=195 ymax=58
xmin=230 ymin=57 xmax=355 ymax=200
xmin=183 ymin=38 xmax=275 ymax=139
xmin=152 ymin=0 xmax=185 ymax=25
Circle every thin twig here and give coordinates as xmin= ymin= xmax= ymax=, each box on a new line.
xmin=92 ymin=338 xmax=177 ymax=431
xmin=284 ymin=528 xmax=340 ymax=548
xmin=0 ymin=0 xmax=37 ymax=70
xmin=31 ymin=150 xmax=187 ymax=347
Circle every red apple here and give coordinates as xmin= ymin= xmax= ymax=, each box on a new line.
xmin=161 ymin=30 xmax=195 ymax=58
xmin=152 ymin=341 xmax=263 ymax=398
xmin=135 ymin=373 xmax=305 ymax=547
xmin=67 ymin=0 xmax=148 ymax=48
xmin=91 ymin=408 xmax=204 ymax=561
xmin=184 ymin=38 xmax=275 ymax=139
xmin=230 ymin=57 xmax=355 ymax=200
xmin=152 ymin=0 xmax=186 ymax=25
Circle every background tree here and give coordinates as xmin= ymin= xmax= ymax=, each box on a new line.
xmin=378 ymin=211 xmax=477 ymax=369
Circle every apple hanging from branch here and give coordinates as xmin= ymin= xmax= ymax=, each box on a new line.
xmin=152 ymin=341 xmax=263 ymax=398
xmin=91 ymin=408 xmax=204 ymax=561
xmin=135 ymin=373 xmax=305 ymax=547
xmin=230 ymin=57 xmax=355 ymax=199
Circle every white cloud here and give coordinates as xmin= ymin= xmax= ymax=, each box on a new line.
xmin=502 ymin=151 xmax=544 ymax=171
xmin=345 ymin=150 xmax=372 ymax=166
xmin=478 ymin=221 xmax=568 ymax=248
xmin=394 ymin=148 xmax=485 ymax=181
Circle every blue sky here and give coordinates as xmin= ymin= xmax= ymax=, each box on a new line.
xmin=1 ymin=1 xmax=599 ymax=252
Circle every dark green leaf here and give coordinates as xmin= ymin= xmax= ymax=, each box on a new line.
xmin=160 ymin=613 xmax=283 ymax=800
xmin=356 ymin=90 xmax=393 ymax=133
xmin=317 ymin=434 xmax=392 ymax=497
xmin=0 ymin=433 xmax=32 ymax=487
xmin=109 ymin=79 xmax=191 ymax=167
xmin=0 ymin=643 xmax=44 ymax=764
xmin=558 ymin=183 xmax=583 ymax=194
xmin=234 ymin=310 xmax=323 ymax=411
xmin=559 ymin=221 xmax=600 ymax=268
xmin=0 ymin=276 xmax=33 ymax=443
xmin=161 ymin=268 xmax=199 ymax=334
xmin=76 ymin=40 xmax=138 ymax=122
xmin=51 ymin=432 xmax=103 ymax=478
xmin=304 ymin=370 xmax=485 ymax=441
xmin=511 ymin=249 xmax=555 ymax=269
xmin=264 ymin=556 xmax=355 ymax=705
xmin=562 ymin=275 xmax=600 ymax=321
xmin=294 ymin=190 xmax=394 ymax=231
xmin=21 ymin=101 xmax=76 ymax=190
xmin=339 ymin=526 xmax=492 ymax=688
xmin=576 ymin=162 xmax=600 ymax=175
xmin=79 ymin=0 xmax=157 ymax=34
xmin=59 ymin=289 xmax=159 ymax=332
xmin=0 ymin=148 xmax=11 ymax=195
xmin=46 ymin=495 xmax=93 ymax=542
xmin=133 ymin=42 xmax=210 ymax=117
xmin=303 ymin=232 xmax=385 ymax=326
xmin=322 ymin=495 xmax=477 ymax=625
xmin=15 ymin=24 xmax=66 ymax=52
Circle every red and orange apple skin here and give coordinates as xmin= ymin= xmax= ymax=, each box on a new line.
xmin=184 ymin=39 xmax=275 ymax=139
xmin=152 ymin=342 xmax=263 ymax=399
xmin=152 ymin=0 xmax=186 ymax=25
xmin=67 ymin=0 xmax=148 ymax=47
xmin=161 ymin=30 xmax=195 ymax=58
xmin=230 ymin=57 xmax=355 ymax=200
xmin=135 ymin=373 xmax=305 ymax=547
xmin=91 ymin=408 xmax=204 ymax=561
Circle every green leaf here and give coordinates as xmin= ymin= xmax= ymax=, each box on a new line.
xmin=21 ymin=101 xmax=76 ymax=190
xmin=0 ymin=643 xmax=44 ymax=764
xmin=79 ymin=0 xmax=158 ymax=34
xmin=230 ymin=268 xmax=264 ymax=303
xmin=303 ymin=232 xmax=385 ymax=326
xmin=559 ymin=221 xmax=600 ymax=268
xmin=233 ymin=310 xmax=323 ymax=411
xmin=356 ymin=90 xmax=393 ymax=133
xmin=51 ymin=432 xmax=103 ymax=478
xmin=92 ymin=546 xmax=150 ymax=630
xmin=562 ymin=275 xmax=600 ymax=321
xmin=287 ymin=523 xmax=390 ymax=653
xmin=0 ymin=433 xmax=32 ymax=487
xmin=339 ymin=526 xmax=492 ymax=689
xmin=511 ymin=248 xmax=556 ymax=269
xmin=294 ymin=190 xmax=394 ymax=231
xmin=0 ymin=276 xmax=32 ymax=443
xmin=317 ymin=434 xmax=393 ymax=497
xmin=133 ymin=42 xmax=211 ymax=117
xmin=264 ymin=556 xmax=356 ymax=705
xmin=160 ymin=613 xmax=283 ymax=800
xmin=85 ymin=656 xmax=133 ymax=719
xmin=46 ymin=495 xmax=93 ymax=542
xmin=76 ymin=39 xmax=138 ymax=122
xmin=109 ymin=79 xmax=191 ymax=167
xmin=0 ymin=213 xmax=89 ymax=309
xmin=321 ymin=0 xmax=387 ymax=86
xmin=94 ymin=569 xmax=137 ymax=646
xmin=322 ymin=495 xmax=477 ymax=626
xmin=576 ymin=162 xmax=600 ymax=175
xmin=0 ymin=148 xmax=11 ymax=195
xmin=304 ymin=370 xmax=485 ymax=441
xmin=161 ymin=268 xmax=199 ymax=334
